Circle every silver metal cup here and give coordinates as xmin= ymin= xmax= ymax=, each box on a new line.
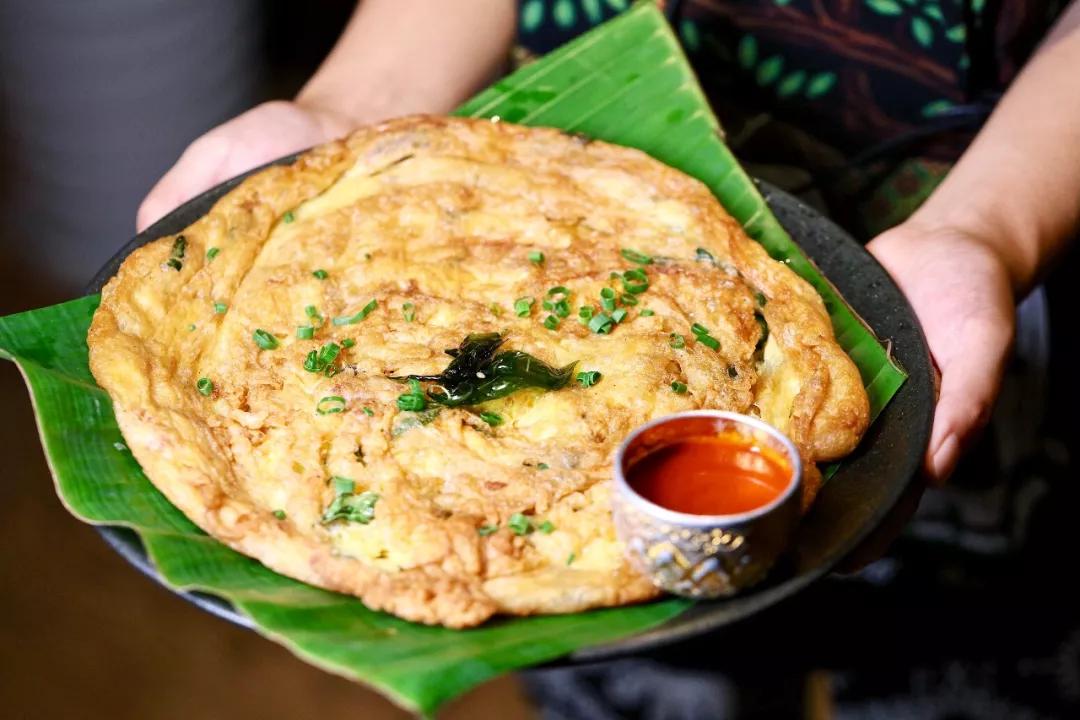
xmin=612 ymin=411 xmax=803 ymax=598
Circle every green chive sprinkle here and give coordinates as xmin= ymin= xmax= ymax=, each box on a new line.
xmin=695 ymin=247 xmax=715 ymax=263
xmin=578 ymin=306 xmax=594 ymax=321
xmin=508 ymin=513 xmax=531 ymax=536
xmin=621 ymin=268 xmax=649 ymax=294
xmin=621 ymin=248 xmax=653 ymax=265
xmin=196 ymin=377 xmax=213 ymax=396
xmin=543 ymin=315 xmax=559 ymax=330
xmin=397 ymin=382 xmax=427 ymax=412
xmin=316 ymin=396 xmax=347 ymax=415
xmin=206 ymin=247 xmax=220 ymax=261
xmin=640 ymin=309 xmax=655 ymax=317
xmin=600 ymin=287 xmax=617 ymax=312
xmin=671 ymin=381 xmax=688 ymax=394
xmin=611 ymin=308 xmax=628 ymax=324
xmin=566 ymin=553 xmax=576 ymax=566
xmin=528 ymin=251 xmax=545 ymax=265
xmin=283 ymin=210 xmax=295 ymax=224
xmin=670 ymin=332 xmax=685 ymax=349
xmin=479 ymin=412 xmax=503 ymax=427
xmin=252 ymin=329 xmax=278 ymax=350
xmin=619 ymin=293 xmax=639 ymax=306
xmin=187 ymin=323 xmax=196 ymax=332
xmin=538 ymin=520 xmax=555 ymax=534
xmin=514 ymin=297 xmax=534 ymax=317
xmin=303 ymin=351 xmax=319 ymax=373
xmin=166 ymin=235 xmax=186 ymax=271
xmin=537 ymin=463 xmax=549 ymax=470
xmin=588 ymin=313 xmax=614 ymax=334
xmin=697 ymin=333 xmax=721 ymax=351
xmin=755 ymin=291 xmax=768 ymax=306
xmin=273 ymin=509 xmax=287 ymax=520
xmin=312 ymin=269 xmax=328 ymax=280
xmin=691 ymin=323 xmax=710 ymax=337
xmin=213 ymin=302 xmax=227 ymax=315
xmin=402 ymin=302 xmax=415 ymax=322
xmin=362 ymin=406 xmax=374 ymax=416
xmin=478 ymin=525 xmax=499 ymax=536
xmin=576 ymin=370 xmax=601 ymax=388
xmin=296 ymin=325 xmax=315 ymax=339
xmin=552 ymin=299 xmax=571 ymax=318
xmin=341 ymin=338 xmax=356 ymax=348
xmin=332 ymin=476 xmax=355 ymax=495
xmin=547 ymin=286 xmax=569 ymax=298
xmin=333 ymin=299 xmax=378 ymax=325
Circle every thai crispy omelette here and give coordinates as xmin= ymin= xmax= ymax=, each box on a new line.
xmin=88 ymin=116 xmax=869 ymax=628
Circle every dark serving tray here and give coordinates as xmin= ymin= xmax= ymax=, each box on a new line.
xmin=87 ymin=164 xmax=934 ymax=662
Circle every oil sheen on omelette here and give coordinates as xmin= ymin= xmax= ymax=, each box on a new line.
xmin=88 ymin=116 xmax=869 ymax=628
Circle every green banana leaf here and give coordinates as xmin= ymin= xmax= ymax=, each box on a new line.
xmin=0 ymin=3 xmax=906 ymax=716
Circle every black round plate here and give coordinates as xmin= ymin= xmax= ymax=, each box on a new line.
xmin=87 ymin=161 xmax=934 ymax=660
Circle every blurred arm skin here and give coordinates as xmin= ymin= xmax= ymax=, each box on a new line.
xmin=867 ymin=0 xmax=1080 ymax=484
xmin=137 ymin=0 xmax=516 ymax=230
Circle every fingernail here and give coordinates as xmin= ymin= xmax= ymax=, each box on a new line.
xmin=929 ymin=433 xmax=958 ymax=483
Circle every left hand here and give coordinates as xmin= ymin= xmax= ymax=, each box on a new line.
xmin=867 ymin=220 xmax=1017 ymax=484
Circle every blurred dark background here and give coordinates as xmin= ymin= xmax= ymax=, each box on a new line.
xmin=2 ymin=2 xmax=1079 ymax=719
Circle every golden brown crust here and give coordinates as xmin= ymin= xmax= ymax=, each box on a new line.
xmin=88 ymin=116 xmax=868 ymax=627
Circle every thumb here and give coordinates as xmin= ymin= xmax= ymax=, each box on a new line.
xmin=136 ymin=135 xmax=230 ymax=233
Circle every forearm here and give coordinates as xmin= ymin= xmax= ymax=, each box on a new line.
xmin=297 ymin=0 xmax=517 ymax=125
xmin=911 ymin=1 xmax=1080 ymax=296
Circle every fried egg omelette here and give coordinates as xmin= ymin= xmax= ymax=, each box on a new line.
xmin=88 ymin=116 xmax=869 ymax=628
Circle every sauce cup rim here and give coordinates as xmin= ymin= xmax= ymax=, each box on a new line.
xmin=613 ymin=410 xmax=803 ymax=526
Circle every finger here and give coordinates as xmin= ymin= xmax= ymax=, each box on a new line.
xmin=924 ymin=321 xmax=1011 ymax=484
xmin=136 ymin=135 xmax=229 ymax=232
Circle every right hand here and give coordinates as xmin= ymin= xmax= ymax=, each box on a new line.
xmin=136 ymin=100 xmax=356 ymax=232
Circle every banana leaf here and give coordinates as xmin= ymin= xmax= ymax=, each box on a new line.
xmin=0 ymin=3 xmax=905 ymax=716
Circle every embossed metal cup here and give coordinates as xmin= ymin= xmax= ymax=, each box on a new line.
xmin=612 ymin=411 xmax=803 ymax=598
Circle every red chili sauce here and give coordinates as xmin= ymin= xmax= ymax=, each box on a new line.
xmin=627 ymin=433 xmax=792 ymax=515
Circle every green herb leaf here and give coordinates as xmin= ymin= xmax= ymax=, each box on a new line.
xmin=538 ymin=520 xmax=555 ymax=534
xmin=576 ymin=370 xmax=602 ymax=388
xmin=640 ymin=309 xmax=655 ymax=317
xmin=588 ymin=313 xmax=614 ymax=334
xmin=514 ymin=297 xmax=535 ymax=317
xmin=206 ymin=247 xmax=220 ymax=261
xmin=362 ymin=406 xmax=374 ymax=416
xmin=297 ymin=326 xmax=315 ymax=340
xmin=543 ymin=315 xmax=559 ymax=330
xmin=566 ymin=552 xmax=576 ymax=566
xmin=600 ymin=287 xmax=617 ymax=312
xmin=620 ymin=268 xmax=649 ymax=294
xmin=477 ymin=525 xmax=499 ymax=536
xmin=341 ymin=338 xmax=356 ymax=348
xmin=213 ymin=302 xmax=227 ymax=314
xmin=166 ymin=235 xmax=186 ymax=271
xmin=669 ymin=333 xmax=685 ymax=349
xmin=611 ymin=308 xmax=628 ymax=324
xmin=402 ymin=303 xmax=416 ymax=322
xmin=253 ymin=329 xmax=279 ymax=350
xmin=312 ymin=269 xmax=329 ymax=280
xmin=333 ymin=299 xmax=378 ymax=326
xmin=697 ymin=333 xmax=720 ymax=351
xmin=321 ymin=487 xmax=378 ymax=525
xmin=537 ymin=462 xmax=549 ymax=470
xmin=528 ymin=251 xmax=545 ymax=265
xmin=479 ymin=411 xmax=503 ymax=427
xmin=196 ymin=377 xmax=213 ymax=396
xmin=619 ymin=293 xmax=638 ymax=306
xmin=332 ymin=476 xmax=355 ymax=495
xmin=273 ymin=509 xmax=287 ymax=520
xmin=397 ymin=393 xmax=427 ymax=412
xmin=670 ymin=381 xmax=688 ymax=394
xmin=508 ymin=513 xmax=532 ymax=536
xmin=283 ymin=210 xmax=295 ymax=224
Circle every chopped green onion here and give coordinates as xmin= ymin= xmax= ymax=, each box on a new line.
xmin=206 ymin=247 xmax=220 ymax=261
xmin=611 ymin=308 xmax=628 ymax=324
xmin=341 ymin=338 xmax=356 ymax=348
xmin=600 ymin=287 xmax=617 ymax=312
xmin=296 ymin=325 xmax=315 ymax=340
xmin=508 ymin=513 xmax=532 ymax=536
xmin=321 ymin=479 xmax=379 ymax=525
xmin=578 ymin=306 xmax=594 ymax=321
xmin=755 ymin=291 xmax=768 ymax=306
xmin=695 ymin=247 xmax=715 ymax=263
xmin=697 ymin=333 xmax=721 ymax=351
xmin=671 ymin=381 xmax=688 ymax=394
xmin=478 ymin=525 xmax=499 ymax=536
xmin=514 ymin=297 xmax=534 ymax=317
xmin=166 ymin=235 xmax=186 ymax=271
xmin=333 ymin=299 xmax=378 ymax=325
xmin=547 ymin=286 xmax=569 ymax=298
xmin=619 ymin=293 xmax=639 ymax=306
xmin=566 ymin=552 xmax=576 ymax=566
xmin=402 ymin=302 xmax=415 ymax=322
xmin=576 ymin=370 xmax=602 ymax=388
xmin=640 ymin=309 xmax=655 ymax=317
xmin=196 ymin=377 xmax=213 ymax=396
xmin=303 ymin=351 xmax=319 ymax=372
xmin=543 ymin=315 xmax=559 ymax=330
xmin=609 ymin=272 xmax=621 ymax=280
xmin=315 ymin=342 xmax=341 ymax=368
xmin=552 ymin=299 xmax=571 ymax=318
xmin=690 ymin=323 xmax=710 ymax=337
xmin=312 ymin=269 xmax=328 ymax=280
xmin=542 ymin=299 xmax=554 ymax=311
xmin=397 ymin=391 xmax=427 ymax=412
xmin=316 ymin=396 xmax=347 ymax=415
xmin=537 ymin=463 xmax=549 ymax=470
xmin=213 ymin=302 xmax=227 ymax=314
xmin=479 ymin=411 xmax=503 ymax=427
xmin=332 ymin=476 xmax=355 ymax=495
xmin=588 ymin=313 xmax=614 ymax=334
xmin=621 ymin=268 xmax=649 ymax=294
xmin=670 ymin=332 xmax=685 ymax=349
xmin=528 ymin=251 xmax=545 ymax=265
xmin=283 ymin=210 xmax=295 ymax=223
xmin=621 ymin=248 xmax=653 ymax=265
xmin=187 ymin=323 xmax=196 ymax=332
xmin=362 ymin=406 xmax=374 ymax=416
xmin=273 ymin=509 xmax=287 ymax=520
xmin=252 ymin=329 xmax=278 ymax=350
xmin=538 ymin=520 xmax=555 ymax=534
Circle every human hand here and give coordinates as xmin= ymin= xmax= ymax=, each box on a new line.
xmin=136 ymin=100 xmax=356 ymax=232
xmin=867 ymin=220 xmax=1017 ymax=484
